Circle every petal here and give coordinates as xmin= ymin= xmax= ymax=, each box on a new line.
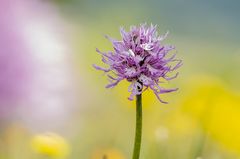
xmin=158 ymin=31 xmax=169 ymax=41
xmin=160 ymin=88 xmax=178 ymax=93
xmin=153 ymin=91 xmax=168 ymax=104
xmin=93 ymin=64 xmax=111 ymax=72
xmin=105 ymin=80 xmax=121 ymax=88
xmin=164 ymin=72 xmax=179 ymax=80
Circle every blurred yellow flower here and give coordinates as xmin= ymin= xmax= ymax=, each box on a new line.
xmin=31 ymin=132 xmax=70 ymax=158
xmin=207 ymin=91 xmax=240 ymax=155
xmin=182 ymin=75 xmax=228 ymax=124
xmin=182 ymin=75 xmax=240 ymax=155
xmin=91 ymin=148 xmax=125 ymax=159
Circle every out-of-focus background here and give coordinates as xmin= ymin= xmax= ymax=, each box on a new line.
xmin=1 ymin=0 xmax=240 ymax=159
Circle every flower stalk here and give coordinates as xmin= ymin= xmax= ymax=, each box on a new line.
xmin=93 ymin=23 xmax=182 ymax=159
xmin=132 ymin=94 xmax=142 ymax=159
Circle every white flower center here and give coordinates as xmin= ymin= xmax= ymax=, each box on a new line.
xmin=139 ymin=74 xmax=152 ymax=85
xmin=125 ymin=67 xmax=136 ymax=76
xmin=122 ymin=49 xmax=135 ymax=57
xmin=140 ymin=43 xmax=154 ymax=51
xmin=128 ymin=49 xmax=135 ymax=56
xmin=147 ymin=64 xmax=159 ymax=74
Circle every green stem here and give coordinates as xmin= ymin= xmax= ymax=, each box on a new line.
xmin=132 ymin=94 xmax=142 ymax=159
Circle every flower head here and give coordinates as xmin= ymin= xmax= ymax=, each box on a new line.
xmin=94 ymin=23 xmax=182 ymax=103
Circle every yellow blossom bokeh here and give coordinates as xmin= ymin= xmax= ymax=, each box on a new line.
xmin=31 ymin=133 xmax=70 ymax=158
xmin=182 ymin=75 xmax=240 ymax=156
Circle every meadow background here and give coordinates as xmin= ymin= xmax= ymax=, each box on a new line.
xmin=1 ymin=0 xmax=240 ymax=159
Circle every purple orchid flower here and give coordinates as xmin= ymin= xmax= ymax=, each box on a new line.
xmin=94 ymin=23 xmax=182 ymax=103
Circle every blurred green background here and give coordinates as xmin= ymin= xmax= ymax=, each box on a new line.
xmin=1 ymin=0 xmax=240 ymax=159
